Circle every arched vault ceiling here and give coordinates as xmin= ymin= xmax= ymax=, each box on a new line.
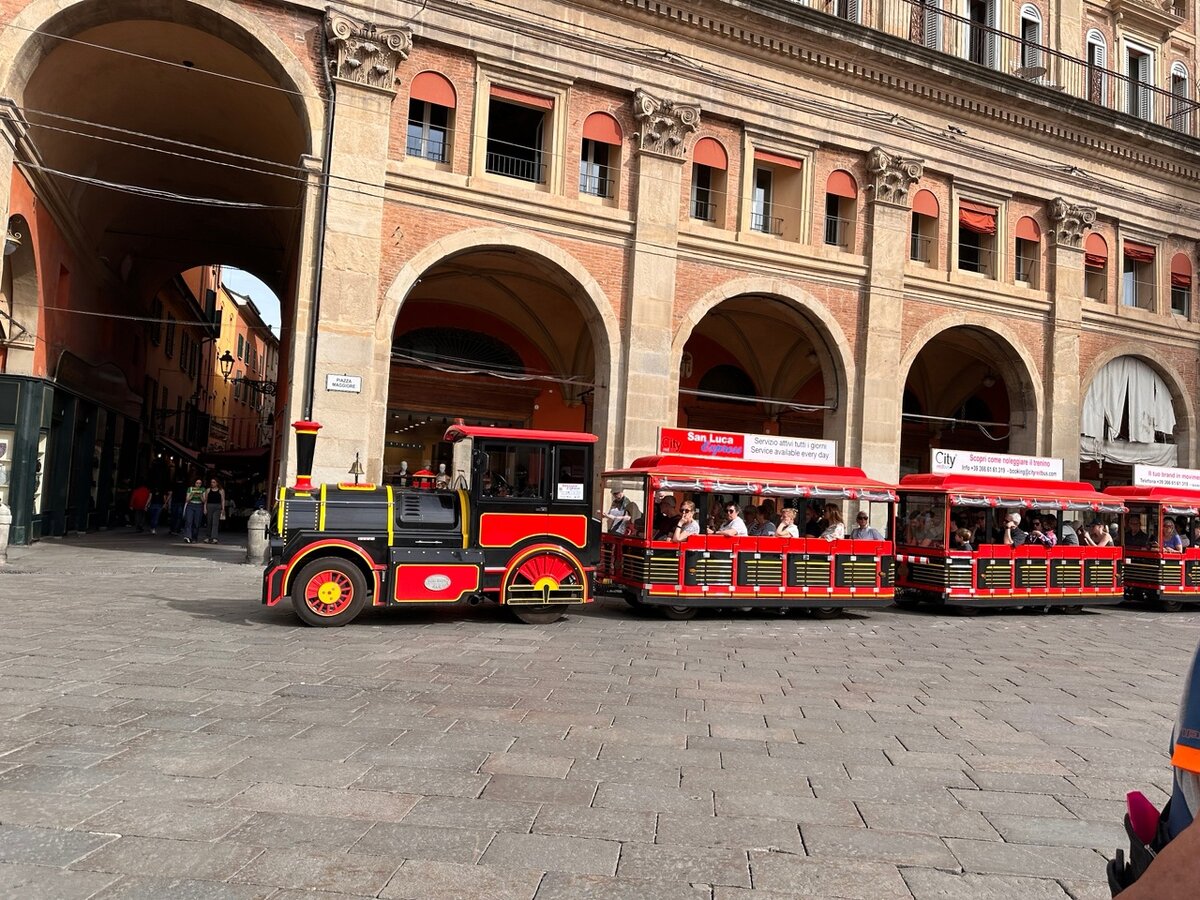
xmin=21 ymin=20 xmax=307 ymax=294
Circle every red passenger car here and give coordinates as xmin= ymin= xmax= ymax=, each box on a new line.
xmin=596 ymin=429 xmax=896 ymax=619
xmin=1105 ymin=465 xmax=1200 ymax=610
xmin=896 ymin=450 xmax=1126 ymax=612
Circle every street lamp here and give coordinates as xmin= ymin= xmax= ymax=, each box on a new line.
xmin=218 ymin=349 xmax=277 ymax=396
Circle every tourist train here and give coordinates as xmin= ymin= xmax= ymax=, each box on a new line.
xmin=261 ymin=423 xmax=1199 ymax=626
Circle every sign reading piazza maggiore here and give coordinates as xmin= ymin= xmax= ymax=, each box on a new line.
xmin=930 ymin=448 xmax=1064 ymax=481
xmin=658 ymin=428 xmax=838 ymax=466
xmin=1133 ymin=464 xmax=1200 ymax=491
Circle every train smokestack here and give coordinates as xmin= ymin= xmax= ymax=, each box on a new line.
xmin=292 ymin=420 xmax=322 ymax=491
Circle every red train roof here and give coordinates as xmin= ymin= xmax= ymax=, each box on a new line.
xmin=605 ymin=454 xmax=896 ymax=500
xmin=899 ymin=473 xmax=1124 ymax=511
xmin=1104 ymin=485 xmax=1200 ymax=505
xmin=443 ymin=425 xmax=598 ymax=444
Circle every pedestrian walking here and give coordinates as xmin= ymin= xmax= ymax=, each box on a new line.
xmin=169 ymin=477 xmax=187 ymax=534
xmin=129 ymin=483 xmax=151 ymax=532
xmin=182 ymin=478 xmax=205 ymax=543
xmin=147 ymin=489 xmax=165 ymax=535
xmin=204 ymin=477 xmax=226 ymax=544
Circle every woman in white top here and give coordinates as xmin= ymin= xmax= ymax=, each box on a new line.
xmin=776 ymin=507 xmax=801 ymax=538
xmin=820 ymin=504 xmax=845 ymax=541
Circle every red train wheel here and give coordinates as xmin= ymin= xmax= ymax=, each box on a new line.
xmin=504 ymin=550 xmax=582 ymax=625
xmin=291 ymin=558 xmax=368 ymax=627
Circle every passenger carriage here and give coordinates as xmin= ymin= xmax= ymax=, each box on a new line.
xmin=262 ymin=422 xmax=599 ymax=626
xmin=596 ymin=428 xmax=896 ymax=619
xmin=1105 ymin=465 xmax=1200 ymax=611
xmin=896 ymin=450 xmax=1125 ymax=612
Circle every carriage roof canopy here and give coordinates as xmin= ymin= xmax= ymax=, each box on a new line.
xmin=443 ymin=425 xmax=598 ymax=444
xmin=900 ymin=473 xmax=1126 ymax=512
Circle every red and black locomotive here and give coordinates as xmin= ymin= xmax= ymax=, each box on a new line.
xmin=262 ymin=422 xmax=599 ymax=626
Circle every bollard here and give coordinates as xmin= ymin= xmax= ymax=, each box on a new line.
xmin=245 ymin=508 xmax=270 ymax=566
xmin=0 ymin=500 xmax=10 ymax=565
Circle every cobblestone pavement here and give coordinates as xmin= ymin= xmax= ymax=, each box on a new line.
xmin=1 ymin=533 xmax=1198 ymax=899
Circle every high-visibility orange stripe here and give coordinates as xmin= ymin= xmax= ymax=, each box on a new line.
xmin=1172 ymin=742 xmax=1200 ymax=773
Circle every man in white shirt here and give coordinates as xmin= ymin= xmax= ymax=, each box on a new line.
xmin=850 ymin=512 xmax=884 ymax=540
xmin=709 ymin=502 xmax=748 ymax=537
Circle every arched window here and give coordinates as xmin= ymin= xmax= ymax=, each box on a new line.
xmin=1171 ymin=62 xmax=1192 ymax=133
xmin=1086 ymin=30 xmax=1108 ymax=104
xmin=1085 ymin=232 xmax=1108 ymax=301
xmin=580 ymin=112 xmax=622 ymax=199
xmin=407 ymin=72 xmax=457 ymax=163
xmin=1018 ymin=5 xmax=1043 ymax=72
xmin=824 ymin=170 xmax=857 ymax=249
xmin=1171 ymin=252 xmax=1192 ymax=317
xmin=910 ymin=188 xmax=939 ymax=264
xmin=1014 ymin=216 xmax=1041 ymax=287
xmin=698 ymin=365 xmax=757 ymax=404
xmin=691 ymin=138 xmax=729 ymax=225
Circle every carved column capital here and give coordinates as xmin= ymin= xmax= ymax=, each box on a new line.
xmin=326 ymin=9 xmax=412 ymax=91
xmin=632 ymin=89 xmax=701 ymax=159
xmin=866 ymin=147 xmax=924 ymax=205
xmin=1048 ymin=197 xmax=1097 ymax=248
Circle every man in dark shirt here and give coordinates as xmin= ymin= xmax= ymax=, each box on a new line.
xmin=1125 ymin=514 xmax=1151 ymax=548
xmin=803 ymin=505 xmax=825 ymax=538
xmin=652 ymin=495 xmax=680 ymax=540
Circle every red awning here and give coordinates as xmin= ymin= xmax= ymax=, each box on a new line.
xmin=1171 ymin=253 xmax=1192 ymax=289
xmin=1124 ymin=240 xmax=1156 ymax=263
xmin=583 ymin=112 xmax=622 ymax=145
xmin=1085 ymin=232 xmax=1108 ymax=270
xmin=959 ymin=199 xmax=997 ymax=235
xmin=410 ymin=71 xmax=456 ymax=108
xmin=753 ymin=149 xmax=801 ymax=169
xmin=694 ymin=137 xmax=728 ymax=170
xmin=490 ymin=85 xmax=553 ymax=110
xmin=827 ymin=170 xmax=858 ymax=199
xmin=912 ymin=188 xmax=939 ymax=218
xmin=1016 ymin=216 xmax=1041 ymax=242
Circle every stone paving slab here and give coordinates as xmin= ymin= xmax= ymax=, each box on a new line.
xmin=3 ymin=536 xmax=1200 ymax=896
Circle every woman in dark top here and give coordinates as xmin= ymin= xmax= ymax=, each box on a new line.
xmin=204 ymin=478 xmax=226 ymax=544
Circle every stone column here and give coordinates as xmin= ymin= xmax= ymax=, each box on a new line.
xmin=1046 ymin=198 xmax=1096 ymax=480
xmin=309 ymin=10 xmax=410 ymax=486
xmin=619 ymin=90 xmax=699 ymax=463
xmin=853 ymin=148 xmax=924 ymax=481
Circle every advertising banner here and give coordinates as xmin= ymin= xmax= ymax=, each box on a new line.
xmin=930 ymin=448 xmax=1063 ymax=480
xmin=658 ymin=428 xmax=837 ymax=466
xmin=1133 ymin=464 xmax=1200 ymax=492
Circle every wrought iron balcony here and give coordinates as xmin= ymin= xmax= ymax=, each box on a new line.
xmin=825 ymin=0 xmax=1200 ymax=135
xmin=485 ymin=150 xmax=546 ymax=184
xmin=750 ymin=211 xmax=785 ymax=235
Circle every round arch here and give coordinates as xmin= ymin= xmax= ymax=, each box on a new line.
xmin=671 ymin=276 xmax=856 ymax=454
xmin=0 ymin=0 xmax=324 ymax=149
xmin=377 ymin=227 xmax=623 ymax=469
xmin=1080 ymin=343 xmax=1194 ymax=467
xmin=898 ymin=315 xmax=1043 ymax=456
xmin=0 ymin=213 xmax=39 ymax=374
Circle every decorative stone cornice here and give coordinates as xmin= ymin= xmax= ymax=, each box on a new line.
xmin=632 ymin=89 xmax=701 ymax=159
xmin=1048 ymin=197 xmax=1098 ymax=248
xmin=866 ymin=147 xmax=923 ymax=205
xmin=326 ymin=9 xmax=412 ymax=91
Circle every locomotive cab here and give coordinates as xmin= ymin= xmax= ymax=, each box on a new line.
xmin=263 ymin=422 xmax=600 ymax=626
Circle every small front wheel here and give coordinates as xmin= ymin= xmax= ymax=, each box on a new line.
xmin=291 ymin=558 xmax=369 ymax=627
xmin=810 ymin=607 xmax=842 ymax=620
xmin=511 ymin=604 xmax=568 ymax=625
xmin=1159 ymin=599 xmax=1185 ymax=612
xmin=662 ymin=605 xmax=698 ymax=621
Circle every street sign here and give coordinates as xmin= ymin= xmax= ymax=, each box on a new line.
xmin=658 ymin=427 xmax=837 ymax=466
xmin=325 ymin=374 xmax=362 ymax=394
xmin=930 ymin=448 xmax=1063 ymax=480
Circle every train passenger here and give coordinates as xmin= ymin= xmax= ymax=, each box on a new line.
xmin=1161 ymin=518 xmax=1185 ymax=553
xmin=1083 ymin=521 xmax=1114 ymax=547
xmin=671 ymin=501 xmax=700 ymax=542
xmin=709 ymin=502 xmax=748 ymax=537
xmin=1056 ymin=515 xmax=1080 ymax=546
xmin=602 ymin=488 xmax=638 ymax=536
xmin=1029 ymin=514 xmax=1058 ymax=547
xmin=761 ymin=499 xmax=778 ymax=526
xmin=753 ymin=506 xmax=777 ymax=536
xmin=1125 ymin=514 xmax=1152 ymax=548
xmin=745 ymin=504 xmax=763 ymax=535
xmin=949 ymin=528 xmax=973 ymax=551
xmin=804 ymin=504 xmax=825 ymax=537
xmin=820 ymin=505 xmax=845 ymax=541
xmin=1002 ymin=511 xmax=1028 ymax=546
xmin=653 ymin=496 xmax=679 ymax=539
xmin=777 ymin=507 xmax=801 ymax=538
xmin=850 ymin=511 xmax=884 ymax=541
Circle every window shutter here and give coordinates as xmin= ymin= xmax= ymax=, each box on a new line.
xmin=923 ymin=0 xmax=939 ymax=49
xmin=1138 ymin=54 xmax=1153 ymax=120
xmin=986 ymin=0 xmax=997 ymax=69
xmin=846 ymin=0 xmax=860 ymax=23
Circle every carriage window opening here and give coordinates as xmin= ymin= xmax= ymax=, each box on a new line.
xmin=899 ymin=495 xmax=944 ymax=547
xmin=555 ymin=446 xmax=589 ymax=502
xmin=480 ymin=444 xmax=547 ymax=500
xmin=1122 ymin=503 xmax=1158 ymax=548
